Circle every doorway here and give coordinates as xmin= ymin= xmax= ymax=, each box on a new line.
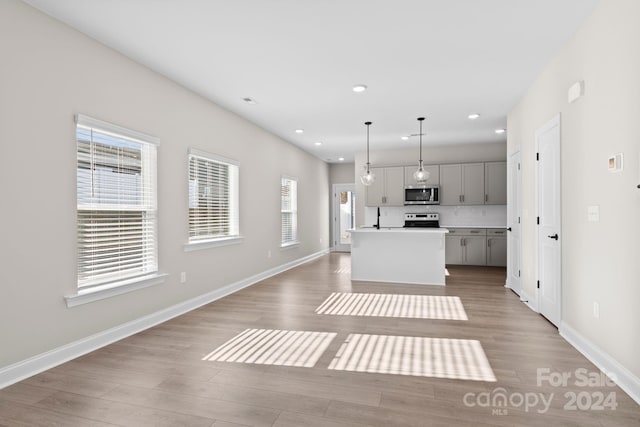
xmin=507 ymin=150 xmax=522 ymax=296
xmin=536 ymin=114 xmax=562 ymax=327
xmin=333 ymin=184 xmax=356 ymax=252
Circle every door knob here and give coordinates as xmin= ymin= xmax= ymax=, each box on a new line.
xmin=548 ymin=233 xmax=559 ymax=240
xmin=507 ymin=227 xmax=512 ymax=232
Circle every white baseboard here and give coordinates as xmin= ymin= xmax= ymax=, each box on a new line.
xmin=560 ymin=322 xmax=640 ymax=405
xmin=519 ymin=289 xmax=538 ymax=312
xmin=0 ymin=249 xmax=330 ymax=389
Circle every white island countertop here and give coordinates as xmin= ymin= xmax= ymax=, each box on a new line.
xmin=351 ymin=227 xmax=449 ymax=233
xmin=440 ymin=225 xmax=507 ymax=229
xmin=347 ymin=227 xmax=448 ymax=286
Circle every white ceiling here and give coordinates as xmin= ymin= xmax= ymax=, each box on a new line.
xmin=23 ymin=0 xmax=599 ymax=163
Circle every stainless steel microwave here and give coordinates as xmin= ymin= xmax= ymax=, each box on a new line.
xmin=404 ymin=185 xmax=439 ymax=205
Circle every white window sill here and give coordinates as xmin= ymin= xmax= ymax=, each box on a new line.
xmin=65 ymin=273 xmax=168 ymax=308
xmin=280 ymin=241 xmax=301 ymax=250
xmin=184 ymin=236 xmax=244 ymax=252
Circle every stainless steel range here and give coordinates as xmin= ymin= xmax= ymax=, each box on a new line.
xmin=404 ymin=213 xmax=440 ymax=228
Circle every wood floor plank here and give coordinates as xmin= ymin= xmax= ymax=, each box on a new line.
xmin=34 ymin=391 xmax=216 ymax=427
xmin=272 ymin=410 xmax=373 ymax=427
xmin=155 ymin=375 xmax=330 ymax=416
xmin=101 ymin=384 xmax=279 ymax=427
xmin=0 ymin=398 xmax=116 ymax=427
xmin=0 ymin=254 xmax=637 ymax=426
xmin=0 ymin=382 xmax=57 ymax=405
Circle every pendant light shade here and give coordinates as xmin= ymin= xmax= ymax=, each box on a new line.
xmin=360 ymin=121 xmax=376 ymax=186
xmin=413 ymin=117 xmax=430 ymax=183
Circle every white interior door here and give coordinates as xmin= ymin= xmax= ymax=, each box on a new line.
xmin=536 ymin=115 xmax=562 ymax=326
xmin=333 ymin=184 xmax=355 ymax=252
xmin=507 ymin=151 xmax=522 ymax=295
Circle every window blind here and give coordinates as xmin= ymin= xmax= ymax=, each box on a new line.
xmin=76 ymin=115 xmax=158 ymax=288
xmin=188 ymin=150 xmax=239 ymax=241
xmin=281 ymin=177 xmax=298 ymax=245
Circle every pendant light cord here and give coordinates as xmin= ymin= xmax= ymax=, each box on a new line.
xmin=418 ymin=117 xmax=425 ymax=164
xmin=365 ymin=121 xmax=372 ymax=171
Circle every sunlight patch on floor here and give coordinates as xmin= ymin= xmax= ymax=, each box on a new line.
xmin=328 ymin=334 xmax=496 ymax=382
xmin=333 ymin=267 xmax=351 ymax=274
xmin=202 ymin=329 xmax=336 ymax=368
xmin=315 ymin=293 xmax=468 ymax=320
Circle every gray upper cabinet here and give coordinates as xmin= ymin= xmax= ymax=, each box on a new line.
xmin=439 ymin=163 xmax=485 ymax=205
xmin=367 ymin=161 xmax=506 ymax=207
xmin=365 ymin=166 xmax=404 ymax=206
xmin=462 ymin=163 xmax=485 ymax=205
xmin=439 ymin=164 xmax=463 ymax=205
xmin=365 ymin=167 xmax=386 ymax=206
xmin=484 ymin=161 xmax=507 ymax=205
xmin=404 ymin=164 xmax=440 ymax=186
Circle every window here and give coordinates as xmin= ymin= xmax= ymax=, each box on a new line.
xmin=281 ymin=176 xmax=298 ymax=247
xmin=188 ymin=149 xmax=239 ymax=245
xmin=76 ymin=115 xmax=158 ymax=289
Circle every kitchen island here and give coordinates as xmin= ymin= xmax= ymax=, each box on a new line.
xmin=348 ymin=227 xmax=449 ymax=286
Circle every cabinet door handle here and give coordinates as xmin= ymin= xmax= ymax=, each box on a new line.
xmin=487 ymin=239 xmax=491 ymax=247
xmin=382 ymin=196 xmax=387 ymax=204
xmin=485 ymin=194 xmax=488 ymax=202
xmin=462 ymin=195 xmax=465 ymax=202
xmin=471 ymin=230 xmax=480 ymax=233
xmin=459 ymin=195 xmax=462 ymax=202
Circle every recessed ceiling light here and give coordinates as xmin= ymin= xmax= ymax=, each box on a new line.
xmin=352 ymin=84 xmax=368 ymax=93
xmin=401 ymin=136 xmax=409 ymax=141
xmin=495 ymin=128 xmax=506 ymax=134
xmin=314 ymin=142 xmax=323 ymax=146
xmin=468 ymin=113 xmax=480 ymax=120
xmin=242 ymin=97 xmax=256 ymax=104
xmin=338 ymin=157 xmax=345 ymax=161
xmin=295 ymin=129 xmax=304 ymax=134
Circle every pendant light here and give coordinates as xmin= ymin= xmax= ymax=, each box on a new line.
xmin=360 ymin=121 xmax=376 ymax=186
xmin=413 ymin=117 xmax=430 ymax=183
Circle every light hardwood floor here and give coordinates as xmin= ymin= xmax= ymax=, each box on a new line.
xmin=1 ymin=253 xmax=638 ymax=426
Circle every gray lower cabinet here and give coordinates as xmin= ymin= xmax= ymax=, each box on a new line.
xmin=445 ymin=235 xmax=464 ymax=264
xmin=486 ymin=228 xmax=507 ymax=267
xmin=445 ymin=228 xmax=487 ymax=266
xmin=445 ymin=228 xmax=507 ymax=266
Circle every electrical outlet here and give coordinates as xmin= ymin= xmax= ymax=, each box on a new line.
xmin=180 ymin=272 xmax=187 ymax=284
xmin=267 ymin=250 xmax=272 ymax=258
xmin=593 ymin=302 xmax=599 ymax=319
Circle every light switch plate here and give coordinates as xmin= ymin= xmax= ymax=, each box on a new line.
xmin=588 ymin=205 xmax=600 ymax=222
xmin=608 ymin=153 xmax=623 ymax=172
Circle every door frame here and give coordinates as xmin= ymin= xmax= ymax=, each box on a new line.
xmin=332 ymin=183 xmax=355 ymax=252
xmin=507 ymin=149 xmax=522 ymax=295
xmin=535 ymin=113 xmax=562 ymax=326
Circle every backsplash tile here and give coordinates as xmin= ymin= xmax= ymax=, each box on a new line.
xmin=364 ymin=205 xmax=507 ymax=228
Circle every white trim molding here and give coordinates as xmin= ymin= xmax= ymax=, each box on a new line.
xmin=560 ymin=322 xmax=640 ymax=405
xmin=65 ymin=273 xmax=168 ymax=308
xmin=0 ymin=249 xmax=329 ymax=389
xmin=519 ymin=289 xmax=539 ymax=312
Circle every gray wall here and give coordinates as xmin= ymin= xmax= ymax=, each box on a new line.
xmin=508 ymin=0 xmax=640 ymax=379
xmin=0 ymin=0 xmax=329 ymax=368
